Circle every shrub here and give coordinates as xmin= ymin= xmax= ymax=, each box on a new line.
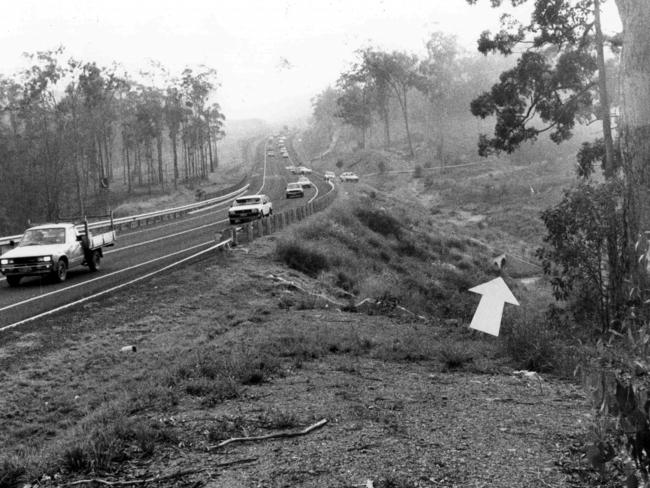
xmin=0 ymin=458 xmax=26 ymax=488
xmin=276 ymin=241 xmax=329 ymax=277
xmin=354 ymin=207 xmax=402 ymax=239
xmin=500 ymin=309 xmax=564 ymax=373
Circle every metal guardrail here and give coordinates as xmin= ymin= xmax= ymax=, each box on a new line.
xmin=0 ymin=184 xmax=250 ymax=250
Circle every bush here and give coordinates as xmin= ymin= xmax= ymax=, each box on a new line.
xmin=0 ymin=458 xmax=26 ymax=488
xmin=500 ymin=308 xmax=567 ymax=373
xmin=276 ymin=241 xmax=329 ymax=277
xmin=354 ymin=207 xmax=402 ymax=239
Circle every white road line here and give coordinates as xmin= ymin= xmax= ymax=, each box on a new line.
xmin=105 ymin=219 xmax=228 ymax=255
xmin=0 ymin=240 xmax=215 ymax=315
xmin=0 ymin=240 xmax=229 ymax=332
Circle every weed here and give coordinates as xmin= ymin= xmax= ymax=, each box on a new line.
xmin=439 ymin=342 xmax=474 ymax=371
xmin=354 ymin=207 xmax=402 ymax=239
xmin=206 ymin=417 xmax=246 ymax=443
xmin=500 ymin=308 xmax=564 ymax=373
xmin=0 ymin=458 xmax=26 ymax=488
xmin=258 ymin=408 xmax=299 ymax=430
xmin=375 ymin=474 xmax=419 ymax=488
xmin=276 ymin=241 xmax=329 ymax=277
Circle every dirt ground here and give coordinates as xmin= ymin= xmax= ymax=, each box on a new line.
xmin=0 ymin=238 xmax=596 ymax=488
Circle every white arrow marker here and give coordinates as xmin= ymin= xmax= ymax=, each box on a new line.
xmin=468 ymin=277 xmax=519 ymax=336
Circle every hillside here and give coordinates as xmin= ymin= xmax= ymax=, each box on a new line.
xmin=0 ymin=163 xmax=604 ymax=487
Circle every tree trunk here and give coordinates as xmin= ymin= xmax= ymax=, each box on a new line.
xmin=171 ymin=131 xmax=179 ymax=190
xmin=156 ymin=135 xmax=164 ymax=190
xmin=595 ymin=0 xmax=616 ymax=178
xmin=399 ymin=86 xmax=415 ymax=158
xmin=381 ymin=105 xmax=390 ymax=148
xmin=615 ymin=0 xmax=650 ymax=299
xmin=207 ymin=125 xmax=214 ymax=173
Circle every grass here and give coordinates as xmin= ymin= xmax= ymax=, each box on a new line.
xmin=275 ymin=194 xmax=496 ymax=320
xmin=0 ymin=151 xmax=582 ymax=483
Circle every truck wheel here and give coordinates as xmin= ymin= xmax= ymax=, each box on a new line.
xmin=52 ymin=259 xmax=68 ymax=283
xmin=6 ymin=276 xmax=21 ymax=287
xmin=88 ymin=250 xmax=101 ymax=271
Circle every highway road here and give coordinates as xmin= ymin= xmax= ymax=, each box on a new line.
xmin=0 ymin=137 xmax=332 ymax=330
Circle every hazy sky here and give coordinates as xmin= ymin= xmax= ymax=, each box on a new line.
xmin=0 ymin=0 xmax=622 ymax=123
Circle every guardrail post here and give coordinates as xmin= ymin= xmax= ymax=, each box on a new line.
xmin=231 ymin=226 xmax=238 ymax=246
xmin=247 ymin=223 xmax=253 ymax=242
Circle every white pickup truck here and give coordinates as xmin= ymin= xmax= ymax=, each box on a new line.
xmin=0 ymin=221 xmax=116 ymax=287
xmin=228 ymin=194 xmax=273 ymax=225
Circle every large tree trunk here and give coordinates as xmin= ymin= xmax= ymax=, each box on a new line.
xmin=615 ymin=0 xmax=650 ymax=297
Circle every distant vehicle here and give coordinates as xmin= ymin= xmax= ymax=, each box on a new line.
xmin=289 ymin=166 xmax=300 ymax=174
xmin=1 ymin=220 xmax=116 ymax=286
xmin=340 ymin=172 xmax=359 ymax=182
xmin=298 ymin=176 xmax=312 ymax=188
xmin=267 ymin=150 xmax=275 ymax=157
xmin=298 ymin=166 xmax=312 ymax=174
xmin=282 ymin=152 xmax=289 ymax=159
xmin=228 ymin=195 xmax=273 ymax=225
xmin=324 ymin=171 xmax=336 ymax=181
xmin=285 ymin=182 xmax=305 ymax=199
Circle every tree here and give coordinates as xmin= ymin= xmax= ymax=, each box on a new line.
xmin=339 ymin=53 xmax=392 ymax=148
xmin=360 ymin=49 xmax=426 ymax=157
xmin=419 ymin=32 xmax=461 ymax=166
xmin=467 ymin=0 xmax=629 ymax=323
xmin=335 ymin=82 xmax=372 ymax=148
xmin=614 ymin=0 xmax=650 ymax=292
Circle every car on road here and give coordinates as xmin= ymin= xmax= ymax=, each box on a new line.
xmin=340 ymin=172 xmax=359 ymax=182
xmin=324 ymin=171 xmax=336 ymax=181
xmin=285 ymin=182 xmax=305 ymax=199
xmin=228 ymin=195 xmax=273 ymax=224
xmin=298 ymin=176 xmax=312 ymax=189
xmin=297 ymin=166 xmax=312 ymax=174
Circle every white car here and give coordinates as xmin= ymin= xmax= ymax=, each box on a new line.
xmin=229 ymin=195 xmax=273 ymax=224
xmin=298 ymin=176 xmax=312 ymax=188
xmin=340 ymin=172 xmax=359 ymax=182
xmin=298 ymin=166 xmax=312 ymax=174
xmin=286 ymin=182 xmax=305 ymax=198
xmin=324 ymin=171 xmax=336 ymax=181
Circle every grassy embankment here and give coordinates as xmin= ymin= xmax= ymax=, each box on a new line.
xmin=0 ymin=156 xmax=579 ymax=485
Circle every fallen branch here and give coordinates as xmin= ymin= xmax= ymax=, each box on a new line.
xmin=268 ymin=274 xmax=347 ymax=307
xmin=209 ymin=418 xmax=328 ymax=450
xmin=65 ymin=458 xmax=257 ymax=487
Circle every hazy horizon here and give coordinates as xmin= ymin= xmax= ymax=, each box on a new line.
xmin=0 ymin=0 xmax=622 ymax=126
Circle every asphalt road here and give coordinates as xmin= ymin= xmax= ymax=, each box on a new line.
xmin=0 ymin=137 xmax=331 ymax=330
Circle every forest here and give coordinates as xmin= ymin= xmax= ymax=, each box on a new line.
xmin=0 ymin=48 xmax=225 ymax=234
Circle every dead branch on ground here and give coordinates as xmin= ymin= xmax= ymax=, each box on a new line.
xmin=209 ymin=418 xmax=328 ymax=450
xmin=64 ymin=457 xmax=257 ymax=486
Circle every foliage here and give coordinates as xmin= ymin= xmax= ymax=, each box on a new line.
xmin=467 ymin=0 xmax=618 ymax=157
xmin=578 ymin=322 xmax=650 ymax=486
xmin=354 ymin=207 xmax=402 ymax=238
xmin=276 ymin=241 xmax=330 ymax=277
xmin=0 ymin=48 xmax=224 ymax=233
xmin=0 ymin=458 xmax=25 ymax=488
xmin=537 ymin=180 xmax=628 ymax=330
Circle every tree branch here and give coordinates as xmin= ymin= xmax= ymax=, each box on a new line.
xmin=64 ymin=458 xmax=258 ymax=487
xmin=209 ymin=418 xmax=328 ymax=450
